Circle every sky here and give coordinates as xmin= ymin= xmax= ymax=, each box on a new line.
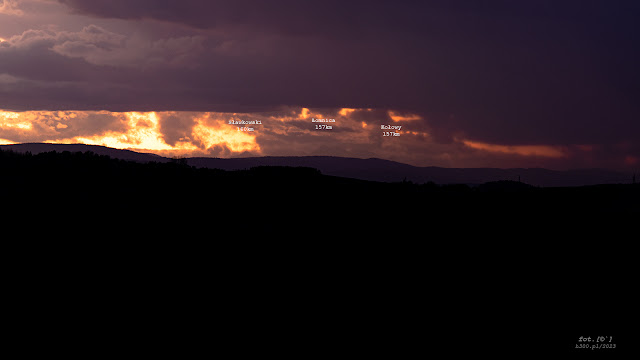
xmin=1 ymin=0 xmax=639 ymax=170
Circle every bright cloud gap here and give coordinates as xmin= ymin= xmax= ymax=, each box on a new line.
xmin=1 ymin=108 xmax=626 ymax=169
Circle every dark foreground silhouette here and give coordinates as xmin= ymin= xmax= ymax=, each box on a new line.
xmin=1 ymin=148 xmax=635 ymax=355
xmin=1 ymin=142 xmax=634 ymax=187
xmin=2 ymin=148 xmax=637 ymax=223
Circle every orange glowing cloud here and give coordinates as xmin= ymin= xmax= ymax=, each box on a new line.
xmin=54 ymin=112 xmax=177 ymax=150
xmin=388 ymin=111 xmax=422 ymax=122
xmin=0 ymin=111 xmax=32 ymax=130
xmin=0 ymin=110 xmax=261 ymax=157
xmin=67 ymin=112 xmax=260 ymax=156
xmin=298 ymin=108 xmax=311 ymax=120
xmin=463 ymin=140 xmax=565 ymax=158
xmin=339 ymin=108 xmax=357 ymax=117
xmin=191 ymin=114 xmax=260 ymax=153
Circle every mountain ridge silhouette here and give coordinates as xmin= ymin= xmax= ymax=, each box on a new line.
xmin=1 ymin=142 xmax=632 ymax=187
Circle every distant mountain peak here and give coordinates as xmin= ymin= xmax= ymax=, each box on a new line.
xmin=0 ymin=143 xmax=632 ymax=187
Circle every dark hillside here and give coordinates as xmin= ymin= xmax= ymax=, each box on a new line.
xmin=2 ymin=148 xmax=637 ymax=237
xmin=1 ymin=148 xmax=635 ymax=355
xmin=2 ymin=143 xmax=633 ymax=187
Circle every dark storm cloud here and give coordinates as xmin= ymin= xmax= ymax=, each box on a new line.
xmin=57 ymin=0 xmax=219 ymax=29
xmin=56 ymin=0 xmax=430 ymax=36
xmin=0 ymin=0 xmax=638 ymax=168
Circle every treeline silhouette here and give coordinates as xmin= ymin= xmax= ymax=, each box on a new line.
xmin=0 ymin=151 xmax=638 ymax=205
xmin=2 ymin=148 xmax=635 ymax=355
xmin=1 ymin=148 xmax=637 ymax=242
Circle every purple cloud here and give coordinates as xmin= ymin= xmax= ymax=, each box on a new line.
xmin=0 ymin=1 xmax=637 ymax=169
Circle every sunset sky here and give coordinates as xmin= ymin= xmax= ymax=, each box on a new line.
xmin=1 ymin=0 xmax=639 ymax=170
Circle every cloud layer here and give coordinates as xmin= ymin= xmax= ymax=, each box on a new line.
xmin=0 ymin=0 xmax=638 ymax=169
xmin=3 ymin=107 xmax=636 ymax=170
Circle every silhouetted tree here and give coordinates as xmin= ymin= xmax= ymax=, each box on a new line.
xmin=171 ymin=157 xmax=188 ymax=167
